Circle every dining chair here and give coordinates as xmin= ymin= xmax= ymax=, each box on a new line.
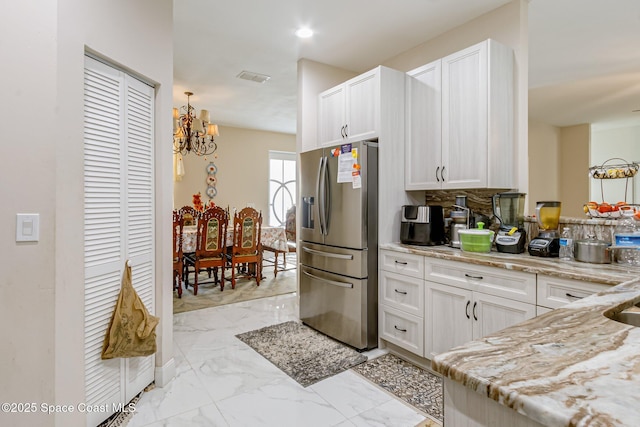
xmin=228 ymin=207 xmax=262 ymax=288
xmin=172 ymin=209 xmax=184 ymax=298
xmin=184 ymin=206 xmax=229 ymax=294
xmin=179 ymin=205 xmax=199 ymax=226
xmin=262 ymin=205 xmax=296 ymax=277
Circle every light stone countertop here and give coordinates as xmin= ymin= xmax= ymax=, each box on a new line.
xmin=380 ymin=243 xmax=640 ymax=427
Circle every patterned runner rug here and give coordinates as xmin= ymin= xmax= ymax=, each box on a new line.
xmin=352 ymin=353 xmax=444 ymax=424
xmin=236 ymin=321 xmax=367 ymax=387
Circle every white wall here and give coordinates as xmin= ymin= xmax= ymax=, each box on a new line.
xmin=173 ymin=125 xmax=296 ymax=215
xmin=0 ymin=1 xmax=174 ymax=427
xmin=591 ymin=125 xmax=640 ymax=204
xmin=528 ymin=120 xmax=560 ymax=206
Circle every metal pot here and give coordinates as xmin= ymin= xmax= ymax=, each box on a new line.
xmin=573 ymin=235 xmax=611 ymax=264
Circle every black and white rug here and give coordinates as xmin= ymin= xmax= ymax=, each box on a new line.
xmin=352 ymin=353 xmax=444 ymax=423
xmin=235 ymin=321 xmax=367 ymax=387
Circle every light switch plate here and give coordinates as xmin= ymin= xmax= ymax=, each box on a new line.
xmin=16 ymin=213 xmax=40 ymax=242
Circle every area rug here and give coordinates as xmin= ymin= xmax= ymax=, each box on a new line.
xmin=352 ymin=353 xmax=444 ymax=424
xmin=235 ymin=320 xmax=367 ymax=387
xmin=173 ymin=263 xmax=296 ymax=314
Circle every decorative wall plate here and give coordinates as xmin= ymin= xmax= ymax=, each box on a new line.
xmin=206 ymin=162 xmax=217 ymax=175
xmin=206 ymin=186 xmax=217 ymax=198
xmin=206 ymin=175 xmax=217 ymax=185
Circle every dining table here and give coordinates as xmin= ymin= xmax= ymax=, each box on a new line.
xmin=181 ymin=224 xmax=288 ymax=253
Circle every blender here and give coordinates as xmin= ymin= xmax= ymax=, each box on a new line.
xmin=492 ymin=192 xmax=527 ymax=253
xmin=528 ymin=201 xmax=562 ymax=257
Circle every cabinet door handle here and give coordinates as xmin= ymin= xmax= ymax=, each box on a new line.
xmin=394 ymin=325 xmax=407 ymax=332
xmin=464 ymin=273 xmax=484 ymax=280
xmin=435 ymin=166 xmax=440 ymax=182
xmin=566 ymin=293 xmax=584 ymax=299
xmin=394 ymin=289 xmax=408 ymax=295
xmin=394 ymin=260 xmax=408 ymax=265
xmin=344 ymin=124 xmax=348 ymax=138
xmin=473 ymin=301 xmax=478 ymax=321
xmin=441 ymin=166 xmax=446 ymax=182
xmin=465 ymin=300 xmax=470 ymax=319
xmin=340 ymin=125 xmax=345 ymax=138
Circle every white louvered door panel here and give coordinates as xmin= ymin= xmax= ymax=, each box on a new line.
xmin=84 ymin=57 xmax=125 ymax=427
xmin=83 ymin=56 xmax=155 ymax=427
xmin=124 ymin=77 xmax=155 ymax=401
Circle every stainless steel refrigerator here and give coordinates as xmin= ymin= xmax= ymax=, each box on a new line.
xmin=299 ymin=140 xmax=378 ymax=350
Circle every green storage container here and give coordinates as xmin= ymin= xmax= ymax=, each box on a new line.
xmin=458 ymin=222 xmax=494 ymax=253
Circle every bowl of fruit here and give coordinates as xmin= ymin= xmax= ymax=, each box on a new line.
xmin=584 ymin=201 xmax=638 ymax=218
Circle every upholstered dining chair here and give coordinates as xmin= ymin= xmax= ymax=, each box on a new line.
xmin=262 ymin=204 xmax=296 ymax=277
xmin=184 ymin=206 xmax=229 ymax=294
xmin=228 ymin=207 xmax=262 ymax=288
xmin=179 ymin=205 xmax=199 ymax=226
xmin=172 ymin=209 xmax=184 ymax=298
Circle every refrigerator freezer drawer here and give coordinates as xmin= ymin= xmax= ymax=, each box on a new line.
xmin=299 ymin=265 xmax=376 ymax=350
xmin=300 ymin=242 xmax=368 ymax=278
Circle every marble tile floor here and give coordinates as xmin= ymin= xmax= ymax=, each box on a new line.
xmin=128 ymin=293 xmax=431 ymax=427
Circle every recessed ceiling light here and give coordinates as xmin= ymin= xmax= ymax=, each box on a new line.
xmin=295 ymin=27 xmax=313 ymax=38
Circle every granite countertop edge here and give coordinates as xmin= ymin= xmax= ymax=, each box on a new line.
xmin=380 ymin=242 xmax=640 ymax=427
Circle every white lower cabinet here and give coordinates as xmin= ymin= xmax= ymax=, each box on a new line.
xmin=537 ymin=274 xmax=609 ymax=310
xmin=423 ymin=258 xmax=536 ymax=360
xmin=424 ymin=281 xmax=535 ymax=359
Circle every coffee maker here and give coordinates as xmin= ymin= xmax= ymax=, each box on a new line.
xmin=528 ymin=201 xmax=562 ymax=257
xmin=492 ymin=192 xmax=527 ymax=253
xmin=400 ymin=205 xmax=445 ymax=246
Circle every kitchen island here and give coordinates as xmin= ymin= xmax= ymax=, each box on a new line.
xmin=382 ymin=243 xmax=640 ymax=427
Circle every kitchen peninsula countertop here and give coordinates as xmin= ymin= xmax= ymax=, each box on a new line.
xmin=381 ymin=243 xmax=640 ymax=426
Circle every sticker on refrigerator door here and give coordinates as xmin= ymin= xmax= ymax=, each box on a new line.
xmin=337 ymin=150 xmax=356 ymax=183
xmin=352 ymin=170 xmax=362 ymax=189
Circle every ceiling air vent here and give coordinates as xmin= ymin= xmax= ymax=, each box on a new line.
xmin=237 ymin=70 xmax=271 ymax=83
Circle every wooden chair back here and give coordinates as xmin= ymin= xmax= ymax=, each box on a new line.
xmin=195 ymin=206 xmax=229 ymax=259
xmin=232 ymin=207 xmax=262 ymax=256
xmin=172 ymin=209 xmax=184 ymax=260
xmin=179 ymin=205 xmax=199 ymax=226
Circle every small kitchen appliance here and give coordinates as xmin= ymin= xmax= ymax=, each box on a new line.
xmin=449 ymin=204 xmax=470 ymax=249
xmin=528 ymin=201 xmax=562 ymax=257
xmin=400 ymin=205 xmax=445 ymax=245
xmin=492 ymin=192 xmax=527 ymax=254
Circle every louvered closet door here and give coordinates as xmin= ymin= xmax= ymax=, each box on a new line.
xmin=83 ymin=56 xmax=155 ymax=427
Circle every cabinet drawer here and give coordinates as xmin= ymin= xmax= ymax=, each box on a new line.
xmin=379 ymin=270 xmax=424 ymax=317
xmin=379 ymin=305 xmax=424 ymax=356
xmin=537 ymin=274 xmax=609 ymax=309
xmin=425 ymin=258 xmax=536 ymax=304
xmin=380 ymin=249 xmax=424 ymax=279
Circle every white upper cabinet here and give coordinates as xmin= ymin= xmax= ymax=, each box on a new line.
xmin=405 ymin=39 xmax=515 ymax=190
xmin=318 ymin=67 xmax=380 ymax=146
xmin=405 ymin=60 xmax=442 ymax=190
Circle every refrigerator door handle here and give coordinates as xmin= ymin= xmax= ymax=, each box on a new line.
xmin=302 ymin=270 xmax=354 ymax=289
xmin=302 ymin=246 xmax=354 ymax=260
xmin=322 ymin=154 xmax=331 ymax=235
xmin=316 ymin=156 xmax=325 ymax=235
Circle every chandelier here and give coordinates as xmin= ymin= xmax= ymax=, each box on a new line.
xmin=173 ymin=91 xmax=220 ymax=156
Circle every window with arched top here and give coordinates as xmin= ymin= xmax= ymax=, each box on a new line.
xmin=268 ymin=151 xmax=296 ymax=227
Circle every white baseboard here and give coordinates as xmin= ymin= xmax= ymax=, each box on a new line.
xmin=154 ymin=357 xmax=176 ymax=387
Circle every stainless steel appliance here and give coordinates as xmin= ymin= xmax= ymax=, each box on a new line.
xmin=400 ymin=205 xmax=445 ymax=246
xmin=299 ymin=141 xmax=378 ymax=350
xmin=492 ymin=192 xmax=527 ymax=253
xmin=528 ymin=201 xmax=562 ymax=257
xmin=449 ymin=206 xmax=469 ymax=249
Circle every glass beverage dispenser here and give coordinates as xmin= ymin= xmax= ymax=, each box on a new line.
xmin=492 ymin=192 xmax=527 ymax=253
